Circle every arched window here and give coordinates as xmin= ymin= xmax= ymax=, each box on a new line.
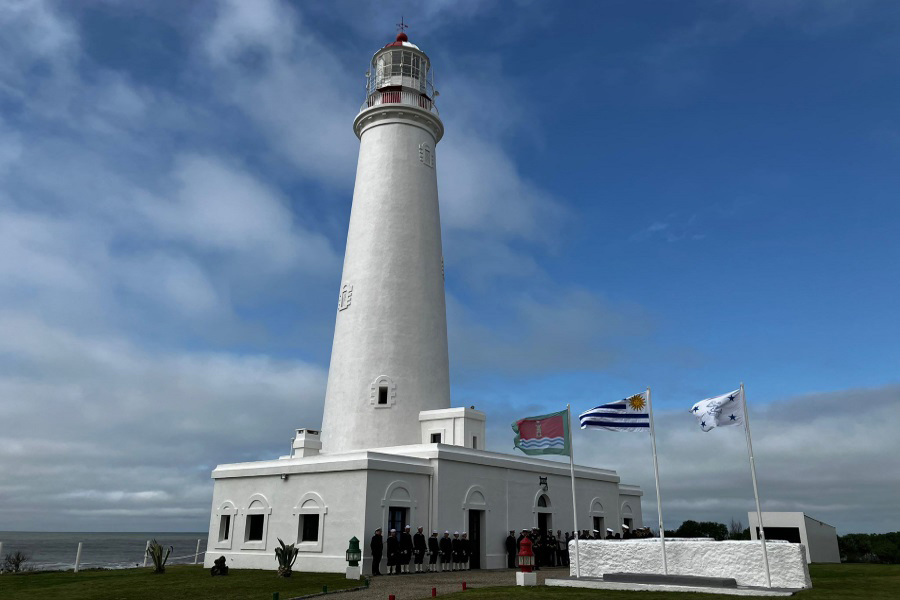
xmin=537 ymin=494 xmax=549 ymax=508
xmin=293 ymin=492 xmax=327 ymax=552
xmin=242 ymin=494 xmax=272 ymax=550
xmin=214 ymin=501 xmax=238 ymax=550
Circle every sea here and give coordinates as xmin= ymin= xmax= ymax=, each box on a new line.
xmin=0 ymin=532 xmax=209 ymax=571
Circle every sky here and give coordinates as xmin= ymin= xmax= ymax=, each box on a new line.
xmin=1 ymin=0 xmax=898 ymax=536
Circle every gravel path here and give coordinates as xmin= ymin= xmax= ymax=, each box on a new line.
xmin=306 ymin=567 xmax=568 ymax=600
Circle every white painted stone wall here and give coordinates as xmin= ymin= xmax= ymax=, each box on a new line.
xmin=571 ymin=539 xmax=812 ymax=589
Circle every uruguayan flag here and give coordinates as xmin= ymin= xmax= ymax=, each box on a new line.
xmin=579 ymin=392 xmax=650 ymax=432
xmin=691 ymin=389 xmax=744 ymax=432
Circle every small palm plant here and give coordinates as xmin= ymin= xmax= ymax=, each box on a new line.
xmin=274 ymin=538 xmax=299 ymax=577
xmin=146 ymin=539 xmax=173 ymax=574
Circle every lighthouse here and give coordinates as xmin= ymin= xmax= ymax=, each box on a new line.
xmin=205 ymin=28 xmax=644 ymax=575
xmin=320 ymin=30 xmax=451 ymax=454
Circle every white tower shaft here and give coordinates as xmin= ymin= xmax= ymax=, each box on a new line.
xmin=320 ymin=36 xmax=450 ymax=454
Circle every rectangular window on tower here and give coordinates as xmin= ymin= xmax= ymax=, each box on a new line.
xmin=430 ymin=433 xmax=441 ymax=444
xmin=378 ymin=385 xmax=388 ymax=405
xmin=472 ymin=435 xmax=478 ymax=449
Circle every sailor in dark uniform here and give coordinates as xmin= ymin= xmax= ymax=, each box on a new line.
xmin=505 ymin=530 xmax=517 ymax=568
xmin=386 ymin=529 xmax=399 ymax=575
xmin=428 ymin=530 xmax=440 ymax=572
xmin=413 ymin=526 xmax=427 ymax=573
xmin=399 ymin=525 xmax=413 ymax=574
xmin=370 ymin=528 xmax=383 ymax=576
xmin=439 ymin=531 xmax=453 ymax=572
xmin=451 ymin=531 xmax=463 ymax=571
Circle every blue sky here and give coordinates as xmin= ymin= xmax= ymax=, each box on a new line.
xmin=1 ymin=0 xmax=898 ymax=535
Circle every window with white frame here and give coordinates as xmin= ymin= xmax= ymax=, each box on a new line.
xmin=215 ymin=501 xmax=238 ymax=550
xmin=241 ymin=495 xmax=271 ymax=550
xmin=293 ymin=492 xmax=327 ymax=552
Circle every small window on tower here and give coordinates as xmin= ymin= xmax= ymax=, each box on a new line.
xmin=431 ymin=433 xmax=441 ymax=444
xmin=378 ymin=385 xmax=388 ymax=405
xmin=473 ymin=436 xmax=478 ymax=449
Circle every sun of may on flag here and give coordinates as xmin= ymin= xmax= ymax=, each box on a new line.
xmin=579 ymin=392 xmax=650 ymax=432
xmin=512 ymin=409 xmax=571 ymax=456
xmin=691 ymin=388 xmax=744 ymax=432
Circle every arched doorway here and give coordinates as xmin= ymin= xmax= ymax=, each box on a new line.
xmin=535 ymin=493 xmax=552 ymax=537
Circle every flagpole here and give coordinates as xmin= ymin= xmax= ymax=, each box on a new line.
xmin=567 ymin=404 xmax=581 ymax=579
xmin=742 ymin=382 xmax=771 ymax=587
xmin=646 ymin=387 xmax=668 ymax=575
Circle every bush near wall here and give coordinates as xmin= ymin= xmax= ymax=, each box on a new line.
xmin=839 ymin=532 xmax=900 ymax=564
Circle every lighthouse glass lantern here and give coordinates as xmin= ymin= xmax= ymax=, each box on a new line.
xmin=364 ymin=31 xmax=437 ymax=111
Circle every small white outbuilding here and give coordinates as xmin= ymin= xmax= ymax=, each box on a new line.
xmin=748 ymin=512 xmax=840 ymax=563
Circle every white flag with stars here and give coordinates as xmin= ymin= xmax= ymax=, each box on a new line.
xmin=690 ymin=388 xmax=744 ymax=432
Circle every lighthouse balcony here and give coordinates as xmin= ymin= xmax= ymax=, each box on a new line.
xmin=360 ymin=90 xmax=439 ymax=116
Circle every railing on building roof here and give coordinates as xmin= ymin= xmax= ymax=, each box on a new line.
xmin=360 ymin=90 xmax=439 ymax=116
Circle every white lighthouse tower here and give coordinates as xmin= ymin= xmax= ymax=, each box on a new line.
xmin=205 ymin=28 xmax=645 ymax=575
xmin=320 ymin=30 xmax=450 ymax=454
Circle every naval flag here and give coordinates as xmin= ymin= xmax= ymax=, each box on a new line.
xmin=512 ymin=409 xmax=571 ymax=456
xmin=579 ymin=392 xmax=650 ymax=432
xmin=691 ymin=388 xmax=744 ymax=432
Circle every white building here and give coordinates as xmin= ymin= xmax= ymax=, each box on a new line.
xmin=749 ymin=512 xmax=840 ymax=563
xmin=204 ymin=30 xmax=643 ymax=574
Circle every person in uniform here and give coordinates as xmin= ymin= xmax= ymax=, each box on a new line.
xmin=461 ymin=532 xmax=471 ymax=570
xmin=606 ymin=528 xmax=614 ymax=540
xmin=399 ymin=525 xmax=413 ymax=573
xmin=505 ymin=530 xmax=517 ymax=568
xmin=370 ymin=528 xmax=383 ymax=576
xmin=439 ymin=531 xmax=453 ymax=572
xmin=622 ymin=525 xmax=632 ymax=540
xmin=428 ymin=531 xmax=440 ymax=572
xmin=451 ymin=531 xmax=463 ymax=571
xmin=546 ymin=531 xmax=557 ymax=568
xmin=413 ymin=526 xmax=427 ymax=573
xmin=386 ymin=529 xmax=399 ymax=575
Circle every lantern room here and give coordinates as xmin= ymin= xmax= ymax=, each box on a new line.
xmin=362 ymin=32 xmax=438 ymax=114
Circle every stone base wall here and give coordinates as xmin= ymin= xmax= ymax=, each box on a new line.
xmin=570 ymin=539 xmax=811 ymax=589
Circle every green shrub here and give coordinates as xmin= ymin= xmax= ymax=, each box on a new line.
xmin=146 ymin=539 xmax=173 ymax=574
xmin=275 ymin=538 xmax=299 ymax=578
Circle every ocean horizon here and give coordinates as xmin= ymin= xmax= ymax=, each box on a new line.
xmin=0 ymin=531 xmax=209 ymax=571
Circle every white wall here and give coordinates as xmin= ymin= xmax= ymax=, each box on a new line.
xmin=572 ymin=539 xmax=812 ymax=589
xmin=206 ymin=446 xmax=643 ymax=573
xmin=204 ymin=469 xmax=368 ymax=572
xmin=803 ymin=515 xmax=840 ymax=563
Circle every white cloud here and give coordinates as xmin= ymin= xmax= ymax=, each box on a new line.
xmin=0 ymin=314 xmax=326 ymax=530
xmin=201 ymin=0 xmax=358 ymax=183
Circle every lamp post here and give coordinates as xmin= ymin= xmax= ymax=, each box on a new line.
xmin=516 ymin=536 xmax=537 ymax=586
xmin=345 ymin=537 xmax=362 ymax=580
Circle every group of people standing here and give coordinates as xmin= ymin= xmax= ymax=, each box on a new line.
xmin=504 ymin=529 xmax=572 ymax=569
xmin=369 ymin=526 xmax=474 ymax=576
xmin=504 ymin=526 xmax=640 ymax=569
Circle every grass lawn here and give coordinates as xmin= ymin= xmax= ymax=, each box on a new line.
xmin=0 ymin=564 xmax=362 ymax=600
xmin=440 ymin=564 xmax=900 ymax=600
xmin=1 ymin=563 xmax=897 ymax=600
